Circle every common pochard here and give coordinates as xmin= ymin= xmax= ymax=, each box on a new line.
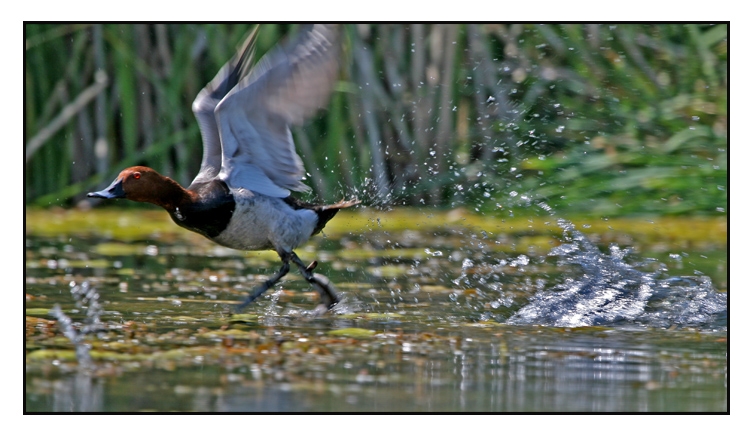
xmin=88 ymin=24 xmax=359 ymax=312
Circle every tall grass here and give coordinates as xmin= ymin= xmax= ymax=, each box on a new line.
xmin=25 ymin=24 xmax=727 ymax=216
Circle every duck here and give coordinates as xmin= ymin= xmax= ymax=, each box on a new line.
xmin=88 ymin=24 xmax=359 ymax=312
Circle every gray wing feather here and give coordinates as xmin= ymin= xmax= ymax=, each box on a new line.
xmin=190 ymin=27 xmax=259 ymax=187
xmin=211 ymin=24 xmax=340 ymax=196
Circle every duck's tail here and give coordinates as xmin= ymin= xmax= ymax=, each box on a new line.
xmin=283 ymin=196 xmax=361 ymax=235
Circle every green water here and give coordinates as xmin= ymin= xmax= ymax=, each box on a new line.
xmin=25 ymin=208 xmax=727 ymax=412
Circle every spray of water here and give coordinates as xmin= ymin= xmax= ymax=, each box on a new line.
xmin=506 ymin=218 xmax=726 ymax=330
xmin=49 ymin=281 xmax=106 ymax=370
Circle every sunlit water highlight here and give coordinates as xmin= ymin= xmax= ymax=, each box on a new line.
xmin=507 ymin=220 xmax=726 ymax=329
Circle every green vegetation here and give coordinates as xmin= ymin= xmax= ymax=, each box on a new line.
xmin=25 ymin=24 xmax=726 ymax=217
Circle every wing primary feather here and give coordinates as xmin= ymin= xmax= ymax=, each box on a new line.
xmin=190 ymin=26 xmax=260 ymax=187
xmin=197 ymin=25 xmax=341 ymax=197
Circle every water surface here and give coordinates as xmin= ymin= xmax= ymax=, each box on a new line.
xmin=25 ymin=208 xmax=727 ymax=412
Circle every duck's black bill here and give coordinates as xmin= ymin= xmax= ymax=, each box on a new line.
xmin=87 ymin=178 xmax=125 ymax=199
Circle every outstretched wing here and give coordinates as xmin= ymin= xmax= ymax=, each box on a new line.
xmin=211 ymin=24 xmax=340 ymax=197
xmin=190 ymin=26 xmax=259 ymax=187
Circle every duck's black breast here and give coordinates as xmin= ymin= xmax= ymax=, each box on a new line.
xmin=170 ymin=179 xmax=235 ymax=239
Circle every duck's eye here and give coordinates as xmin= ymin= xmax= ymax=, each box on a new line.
xmin=133 ymin=172 xmax=141 ymax=179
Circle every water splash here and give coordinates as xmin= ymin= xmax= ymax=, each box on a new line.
xmin=69 ymin=281 xmax=105 ymax=334
xmin=49 ymin=281 xmax=107 ymax=370
xmin=506 ymin=219 xmax=726 ymax=330
xmin=49 ymin=305 xmax=93 ymax=370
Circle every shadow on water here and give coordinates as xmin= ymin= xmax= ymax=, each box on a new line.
xmin=25 ymin=208 xmax=727 ymax=412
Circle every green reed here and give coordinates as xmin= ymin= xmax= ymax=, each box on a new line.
xmin=25 ymin=24 xmax=726 ymax=217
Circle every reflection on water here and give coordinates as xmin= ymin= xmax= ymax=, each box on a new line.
xmin=25 ymin=210 xmax=727 ymax=412
xmin=27 ymin=329 xmax=726 ymax=412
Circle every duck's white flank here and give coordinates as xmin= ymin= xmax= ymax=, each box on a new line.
xmin=211 ymin=188 xmax=318 ymax=253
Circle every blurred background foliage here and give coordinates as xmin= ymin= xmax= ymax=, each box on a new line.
xmin=25 ymin=23 xmax=727 ymax=217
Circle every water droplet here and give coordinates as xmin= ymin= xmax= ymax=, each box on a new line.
xmin=425 ymin=248 xmax=443 ymax=257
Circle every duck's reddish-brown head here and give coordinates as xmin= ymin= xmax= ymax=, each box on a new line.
xmin=88 ymin=166 xmax=187 ymax=210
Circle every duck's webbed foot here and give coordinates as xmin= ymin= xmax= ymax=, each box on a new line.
xmin=290 ymin=252 xmax=340 ymax=310
xmin=235 ymin=253 xmax=291 ymax=312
